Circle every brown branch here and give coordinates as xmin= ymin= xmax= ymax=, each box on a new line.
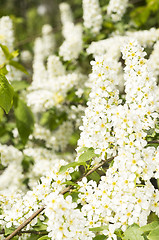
xmin=147 ymin=140 xmax=159 ymax=144
xmin=0 ymin=229 xmax=47 ymax=235
xmin=4 ymin=207 xmax=45 ymax=240
xmin=5 ymin=155 xmax=116 ymax=240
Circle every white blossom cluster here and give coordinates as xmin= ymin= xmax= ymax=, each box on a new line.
xmin=59 ymin=2 xmax=83 ymax=61
xmin=76 ymin=56 xmax=121 ymax=162
xmin=107 ymin=0 xmax=129 ymax=22
xmin=82 ymin=0 xmax=103 ymax=34
xmin=0 ymin=159 xmax=76 ymax=235
xmin=126 ymin=28 xmax=159 ymax=47
xmin=87 ymin=35 xmax=126 ymax=59
xmin=0 ymin=16 xmax=23 ymax=81
xmin=1 ymin=1 xmax=159 ymax=239
xmin=44 ymin=193 xmax=95 ymax=240
xmin=27 ymin=52 xmax=85 ymax=112
xmin=59 ymin=3 xmax=73 ymax=31
xmin=0 ymin=144 xmax=24 ymax=191
xmin=33 ymin=24 xmax=55 ymax=61
xmin=0 ymin=16 xmax=14 ymax=53
xmin=29 ymin=121 xmax=74 ymax=152
xmin=76 ymin=40 xmax=159 ymax=239
xmin=87 ymin=28 xmax=159 ymax=58
xmin=23 ymin=147 xmax=73 ymax=187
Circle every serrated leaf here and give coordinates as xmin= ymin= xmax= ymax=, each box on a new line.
xmin=93 ymin=235 xmax=106 ymax=240
xmin=9 ymin=60 xmax=28 ymax=74
xmin=124 ymin=224 xmax=144 ymax=240
xmin=14 ymin=98 xmax=34 ymax=145
xmin=0 ymin=74 xmax=14 ymax=113
xmin=79 ymin=147 xmax=97 ymax=162
xmin=59 ymin=161 xmax=86 ymax=173
xmin=148 ymin=226 xmax=159 ymax=240
xmin=89 ymin=225 xmax=108 ymax=232
xmin=140 ymin=221 xmax=159 ymax=233
xmin=38 ymin=236 xmax=50 ymax=240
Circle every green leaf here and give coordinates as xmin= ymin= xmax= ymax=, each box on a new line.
xmin=0 ymin=66 xmax=8 ymax=75
xmin=0 ymin=44 xmax=10 ymax=59
xmin=4 ymin=226 xmax=16 ymax=236
xmin=147 ymin=0 xmax=159 ymax=12
xmin=87 ymin=171 xmax=100 ymax=182
xmin=78 ymin=147 xmax=89 ymax=153
xmin=124 ymin=224 xmax=144 ymax=240
xmin=69 ymin=131 xmax=80 ymax=146
xmin=148 ymin=226 xmax=159 ymax=240
xmin=22 ymin=155 xmax=34 ymax=172
xmin=11 ymin=50 xmax=19 ymax=58
xmin=0 ymin=74 xmax=14 ymax=113
xmin=0 ymin=107 xmax=4 ymax=121
xmin=9 ymin=60 xmax=28 ymax=74
xmin=79 ymin=147 xmax=97 ymax=162
xmin=89 ymin=225 xmax=108 ymax=232
xmin=0 ymin=44 xmax=19 ymax=60
xmin=14 ymin=98 xmax=34 ymax=145
xmin=62 ymin=181 xmax=79 ymax=187
xmin=40 ymin=108 xmax=67 ymax=131
xmin=59 ymin=161 xmax=86 ymax=173
xmin=38 ymin=236 xmax=50 ymax=240
xmin=93 ymin=235 xmax=106 ymax=240
xmin=140 ymin=221 xmax=159 ymax=233
xmin=11 ymin=80 xmax=29 ymax=91
xmin=33 ymin=219 xmax=47 ymax=231
xmin=130 ymin=7 xmax=150 ymax=26
xmin=70 ymin=191 xmax=79 ymax=202
xmin=26 ymin=235 xmax=39 ymax=240
xmin=148 ymin=212 xmax=159 ymax=223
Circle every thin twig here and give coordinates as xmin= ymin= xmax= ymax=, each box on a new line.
xmin=5 ymin=155 xmax=116 ymax=240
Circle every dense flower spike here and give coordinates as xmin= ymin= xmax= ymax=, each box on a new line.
xmin=82 ymin=0 xmax=103 ymax=34
xmin=59 ymin=2 xmax=73 ymax=28
xmin=0 ymin=16 xmax=14 ymax=53
xmin=107 ymin=0 xmax=129 ymax=22
xmin=76 ymin=56 xmax=121 ymax=162
xmin=59 ymin=2 xmax=83 ymax=60
xmin=77 ymin=40 xmax=159 ymax=239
